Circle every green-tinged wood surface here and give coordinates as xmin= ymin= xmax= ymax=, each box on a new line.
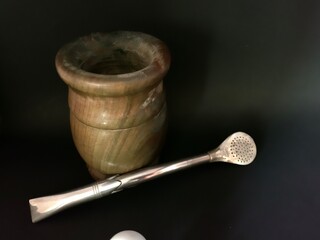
xmin=56 ymin=31 xmax=170 ymax=179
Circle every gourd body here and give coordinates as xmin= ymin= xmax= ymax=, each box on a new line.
xmin=56 ymin=31 xmax=170 ymax=179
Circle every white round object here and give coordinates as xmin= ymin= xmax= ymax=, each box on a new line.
xmin=110 ymin=230 xmax=146 ymax=240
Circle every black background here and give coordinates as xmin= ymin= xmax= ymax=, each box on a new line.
xmin=1 ymin=0 xmax=320 ymax=239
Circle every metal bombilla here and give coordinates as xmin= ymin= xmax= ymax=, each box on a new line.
xmin=29 ymin=131 xmax=257 ymax=223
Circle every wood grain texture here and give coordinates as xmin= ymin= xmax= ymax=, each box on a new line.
xmin=55 ymin=31 xmax=170 ymax=179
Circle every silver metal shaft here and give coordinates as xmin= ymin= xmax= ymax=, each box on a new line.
xmin=29 ymin=154 xmax=210 ymax=223
xmin=115 ymin=154 xmax=210 ymax=188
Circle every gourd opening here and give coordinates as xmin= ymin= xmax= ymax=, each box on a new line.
xmin=80 ymin=48 xmax=149 ymax=75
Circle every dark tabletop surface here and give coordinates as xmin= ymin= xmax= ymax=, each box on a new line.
xmin=1 ymin=0 xmax=320 ymax=239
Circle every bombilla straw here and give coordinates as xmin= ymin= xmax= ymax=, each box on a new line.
xmin=29 ymin=131 xmax=257 ymax=223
